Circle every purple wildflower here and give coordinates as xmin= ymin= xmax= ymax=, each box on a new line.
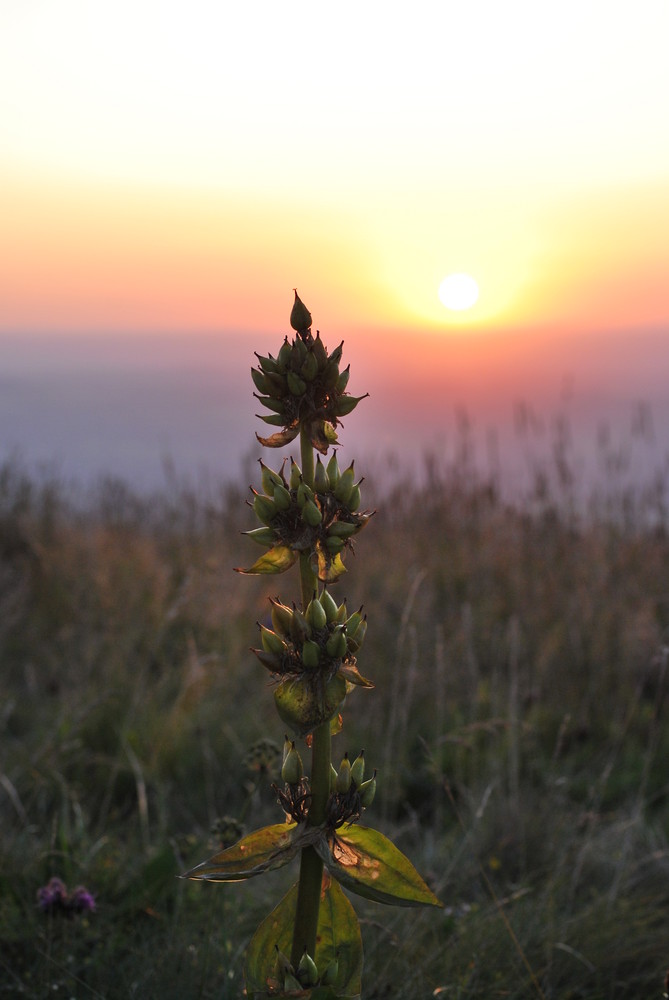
xmin=36 ymin=876 xmax=96 ymax=917
xmin=37 ymin=877 xmax=68 ymax=913
xmin=68 ymin=886 xmax=96 ymax=914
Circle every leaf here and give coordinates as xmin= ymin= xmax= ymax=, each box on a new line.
xmin=336 ymin=663 xmax=374 ymax=689
xmin=256 ymin=427 xmax=300 ymax=448
xmin=235 ymin=546 xmax=298 ymax=576
xmin=316 ymin=825 xmax=443 ymax=908
xmin=181 ymin=823 xmax=320 ymax=882
xmin=316 ymin=546 xmax=347 ymax=584
xmin=244 ymin=872 xmax=362 ymax=999
xmin=330 ymin=712 xmax=343 ymax=736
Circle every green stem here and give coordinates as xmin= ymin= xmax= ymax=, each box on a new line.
xmin=291 ymin=426 xmax=331 ymax=967
xmin=300 ymin=425 xmax=315 ymax=491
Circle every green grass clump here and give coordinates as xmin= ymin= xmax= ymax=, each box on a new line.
xmin=1 ymin=452 xmax=668 ymax=998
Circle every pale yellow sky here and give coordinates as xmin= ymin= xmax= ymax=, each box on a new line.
xmin=1 ymin=0 xmax=668 ymax=335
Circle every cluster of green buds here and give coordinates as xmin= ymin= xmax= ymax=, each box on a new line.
xmin=326 ymin=750 xmax=378 ymax=829
xmin=272 ymin=944 xmax=340 ymax=993
xmin=252 ymin=291 xmax=368 ymax=455
xmin=252 ymin=592 xmax=372 ymax=737
xmin=244 ymin=453 xmax=373 ymax=583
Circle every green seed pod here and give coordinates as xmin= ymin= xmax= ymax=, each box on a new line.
xmin=277 ymin=337 xmax=293 ymax=369
xmin=300 ymin=350 xmax=319 ymax=382
xmin=327 ymin=520 xmax=359 ymax=539
xmin=325 ymin=626 xmax=347 ymax=659
xmin=250 ymin=367 xmax=271 ymax=394
xmin=313 ymin=332 xmax=328 ymax=370
xmin=335 ymin=393 xmax=368 ymax=417
xmin=297 ymin=948 xmax=319 ymax=987
xmin=345 ymin=609 xmax=364 ymax=636
xmin=290 ymin=337 xmax=307 ymax=368
xmin=296 ymin=482 xmax=314 ymax=508
xmin=274 ymin=944 xmax=294 ymax=981
xmin=257 ymin=412 xmax=287 ymax=426
xmin=350 ymin=750 xmax=365 ymax=787
xmin=320 ymin=955 xmax=339 ymax=986
xmin=281 ymin=741 xmax=303 ymax=784
xmin=281 ymin=735 xmax=292 ymax=766
xmin=283 ymin=972 xmax=303 ymax=992
xmin=287 ymin=370 xmax=307 ymax=396
xmin=289 ymin=458 xmax=301 ymax=490
xmin=320 ymin=588 xmax=339 ymax=623
xmin=329 ymin=762 xmax=339 ymax=793
xmin=301 ymin=639 xmax=321 ymax=670
xmin=274 ymin=673 xmax=347 ymax=737
xmin=314 ymin=456 xmax=330 ymax=493
xmin=290 ymin=605 xmax=311 ymax=644
xmin=352 ymin=618 xmax=368 ymax=647
xmin=336 ymin=364 xmax=351 ymax=393
xmin=335 ymin=600 xmax=348 ymax=623
xmin=336 ymin=753 xmax=352 ymax=793
xmin=260 ymin=625 xmax=287 ymax=657
xmin=272 ymin=482 xmax=292 ymax=511
xmin=328 ymin=341 xmax=344 ymax=365
xmin=254 ymin=351 xmax=280 ymax=374
xmin=324 ymin=535 xmax=345 ymax=554
xmin=290 ymin=290 xmax=312 ymax=333
xmin=359 ymin=769 xmax=377 ymax=807
xmin=270 ymin=599 xmax=294 ymax=637
xmin=333 ymin=462 xmax=356 ymax=504
xmin=323 ymin=358 xmax=340 ymax=389
xmin=255 ymin=394 xmax=285 ymax=414
xmin=305 ymin=595 xmax=327 ymax=630
xmin=253 ymin=493 xmax=277 ymax=525
xmin=259 ymin=460 xmax=282 ymax=496
xmin=326 ymin=451 xmax=340 ymax=488
xmin=347 ymin=483 xmax=361 ymax=513
xmin=301 ymin=498 xmax=323 ymax=527
xmin=251 ymin=647 xmax=283 ymax=673
xmin=264 ymin=371 xmax=288 ymax=398
xmin=243 ymin=526 xmax=275 ymax=546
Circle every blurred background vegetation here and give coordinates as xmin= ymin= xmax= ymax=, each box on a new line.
xmin=1 ymin=427 xmax=668 ymax=998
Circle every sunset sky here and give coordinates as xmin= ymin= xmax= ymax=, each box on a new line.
xmin=2 ymin=1 xmax=668 ymax=486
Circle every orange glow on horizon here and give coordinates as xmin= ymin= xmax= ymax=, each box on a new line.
xmin=1 ymin=168 xmax=667 ymax=340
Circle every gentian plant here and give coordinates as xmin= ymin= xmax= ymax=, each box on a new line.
xmin=183 ymin=292 xmax=442 ymax=998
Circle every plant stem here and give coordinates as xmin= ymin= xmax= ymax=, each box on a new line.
xmin=300 ymin=424 xmax=315 ymax=493
xmin=291 ymin=426 xmax=331 ymax=967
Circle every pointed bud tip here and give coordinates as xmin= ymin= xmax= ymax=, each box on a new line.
xmin=290 ymin=289 xmax=313 ymax=332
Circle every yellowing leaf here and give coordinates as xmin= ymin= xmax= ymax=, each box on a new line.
xmin=244 ymin=874 xmax=362 ymax=999
xmin=317 ymin=825 xmax=443 ymax=908
xmin=235 ymin=546 xmax=298 ymax=575
xmin=181 ymin=823 xmax=319 ymax=882
xmin=316 ymin=546 xmax=347 ymax=583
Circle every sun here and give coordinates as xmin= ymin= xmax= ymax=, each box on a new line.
xmin=438 ymin=273 xmax=480 ymax=311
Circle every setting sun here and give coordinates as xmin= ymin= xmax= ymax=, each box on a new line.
xmin=438 ymin=273 xmax=480 ymax=312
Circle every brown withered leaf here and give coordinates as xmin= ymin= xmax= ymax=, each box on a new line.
xmin=255 ymin=427 xmax=299 ymax=448
xmin=337 ymin=662 xmax=374 ymax=688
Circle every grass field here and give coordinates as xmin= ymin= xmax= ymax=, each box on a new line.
xmin=1 ymin=441 xmax=668 ymax=999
